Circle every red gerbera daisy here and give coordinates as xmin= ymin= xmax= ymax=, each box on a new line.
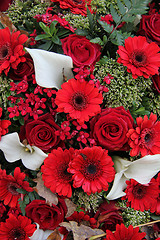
xmin=117 ymin=36 xmax=160 ymax=79
xmin=68 ymin=146 xmax=115 ymax=195
xmin=104 ymin=223 xmax=146 ymax=240
xmin=122 ymin=178 xmax=159 ymax=212
xmin=0 ymin=27 xmax=28 ymax=75
xmin=41 ymin=148 xmax=74 ymax=198
xmin=55 ymin=79 xmax=103 ymax=124
xmin=127 ymin=113 xmax=160 ymax=157
xmin=0 ymin=167 xmax=33 ymax=208
xmin=0 ymin=214 xmax=36 ymax=240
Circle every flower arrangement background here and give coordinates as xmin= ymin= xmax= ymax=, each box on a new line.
xmin=0 ymin=0 xmax=160 ymax=239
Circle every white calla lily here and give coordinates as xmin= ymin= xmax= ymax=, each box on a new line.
xmin=25 ymin=48 xmax=74 ymax=89
xmin=107 ymin=154 xmax=160 ymax=200
xmin=30 ymin=224 xmax=54 ymax=240
xmin=0 ymin=132 xmax=47 ymax=170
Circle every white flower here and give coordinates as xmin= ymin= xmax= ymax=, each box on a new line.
xmin=0 ymin=132 xmax=47 ymax=170
xmin=25 ymin=48 xmax=74 ymax=89
xmin=107 ymin=154 xmax=160 ymax=200
xmin=30 ymin=224 xmax=53 ymax=240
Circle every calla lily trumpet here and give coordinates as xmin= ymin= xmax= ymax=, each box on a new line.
xmin=25 ymin=48 xmax=74 ymax=89
xmin=107 ymin=154 xmax=160 ymax=200
xmin=30 ymin=224 xmax=54 ymax=240
xmin=0 ymin=132 xmax=47 ymax=170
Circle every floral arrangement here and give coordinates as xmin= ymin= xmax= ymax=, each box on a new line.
xmin=0 ymin=0 xmax=160 ymax=239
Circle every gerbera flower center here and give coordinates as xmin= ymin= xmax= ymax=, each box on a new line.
xmin=132 ymin=184 xmax=146 ymax=199
xmin=83 ymin=160 xmax=100 ymax=180
xmin=87 ymin=164 xmax=97 ymax=174
xmin=141 ymin=129 xmax=153 ymax=146
xmin=9 ymin=227 xmax=26 ymax=240
xmin=58 ymin=165 xmax=72 ymax=182
xmin=0 ymin=43 xmax=11 ymax=61
xmin=7 ymin=182 xmax=20 ymax=196
xmin=131 ymin=50 xmax=147 ymax=67
xmin=70 ymin=92 xmax=88 ymax=110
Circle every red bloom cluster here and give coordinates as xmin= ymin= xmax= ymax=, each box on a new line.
xmin=0 ymin=108 xmax=11 ymax=140
xmin=0 ymin=27 xmax=28 ymax=75
xmin=0 ymin=167 xmax=33 ymax=208
xmin=127 ymin=113 xmax=160 ymax=157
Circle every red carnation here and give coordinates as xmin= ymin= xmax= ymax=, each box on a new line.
xmin=0 ymin=214 xmax=36 ymax=240
xmin=104 ymin=223 xmax=146 ymax=240
xmin=41 ymin=148 xmax=74 ymax=198
xmin=117 ymin=36 xmax=160 ymax=79
xmin=68 ymin=146 xmax=115 ymax=195
xmin=0 ymin=167 xmax=33 ymax=208
xmin=122 ymin=178 xmax=159 ymax=213
xmin=127 ymin=113 xmax=160 ymax=157
xmin=55 ymin=78 xmax=103 ymax=124
xmin=0 ymin=27 xmax=28 ymax=75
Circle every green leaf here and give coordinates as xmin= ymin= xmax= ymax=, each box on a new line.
xmin=38 ymin=41 xmax=53 ymax=51
xmin=35 ymin=34 xmax=51 ymax=41
xmin=52 ymin=35 xmax=61 ymax=45
xmin=110 ymin=3 xmax=121 ymax=24
xmin=123 ymin=0 xmax=132 ymax=8
xmin=98 ymin=20 xmax=114 ymax=33
xmin=90 ymin=37 xmax=104 ymax=45
xmin=16 ymin=188 xmax=27 ymax=194
xmin=87 ymin=7 xmax=95 ymax=32
xmin=50 ymin=21 xmax=58 ymax=35
xmin=24 ymin=195 xmax=30 ymax=204
xmin=117 ymin=0 xmax=126 ymax=15
xmin=75 ymin=29 xmax=90 ymax=36
xmin=28 ymin=192 xmax=36 ymax=201
xmin=18 ymin=199 xmax=26 ymax=216
xmin=39 ymin=22 xmax=51 ymax=35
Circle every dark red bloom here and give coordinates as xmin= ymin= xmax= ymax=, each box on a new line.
xmin=127 ymin=113 xmax=160 ymax=157
xmin=0 ymin=0 xmax=13 ymax=12
xmin=0 ymin=214 xmax=36 ymax=240
xmin=122 ymin=178 xmax=159 ymax=212
xmin=20 ymin=113 xmax=62 ymax=153
xmin=104 ymin=223 xmax=146 ymax=240
xmin=55 ymin=78 xmax=103 ymax=124
xmin=25 ymin=198 xmax=67 ymax=231
xmin=138 ymin=14 xmax=160 ymax=45
xmin=68 ymin=146 xmax=115 ymax=195
xmin=0 ymin=27 xmax=28 ymax=75
xmin=0 ymin=108 xmax=11 ymax=140
xmin=41 ymin=148 xmax=74 ymax=197
xmin=94 ymin=200 xmax=123 ymax=231
xmin=61 ymin=34 xmax=101 ymax=68
xmin=0 ymin=167 xmax=33 ymax=208
xmin=9 ymin=53 xmax=35 ymax=81
xmin=90 ymin=106 xmax=134 ymax=151
xmin=117 ymin=36 xmax=160 ymax=79
xmin=152 ymin=70 xmax=160 ymax=94
xmin=67 ymin=211 xmax=97 ymax=228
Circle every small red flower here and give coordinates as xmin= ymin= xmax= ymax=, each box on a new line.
xmin=104 ymin=223 xmax=146 ymax=240
xmin=55 ymin=79 xmax=103 ymax=124
xmin=41 ymin=148 xmax=74 ymax=198
xmin=0 ymin=214 xmax=36 ymax=240
xmin=68 ymin=146 xmax=115 ymax=195
xmin=122 ymin=178 xmax=159 ymax=212
xmin=0 ymin=167 xmax=33 ymax=208
xmin=67 ymin=211 xmax=97 ymax=228
xmin=0 ymin=27 xmax=28 ymax=75
xmin=127 ymin=113 xmax=160 ymax=157
xmin=117 ymin=36 xmax=160 ymax=79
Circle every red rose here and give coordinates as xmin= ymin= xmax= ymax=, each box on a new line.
xmin=19 ymin=113 xmax=61 ymax=152
xmin=138 ymin=14 xmax=160 ymax=45
xmin=61 ymin=34 xmax=101 ymax=67
xmin=9 ymin=53 xmax=35 ymax=81
xmin=0 ymin=0 xmax=12 ymax=11
xmin=90 ymin=106 xmax=134 ymax=151
xmin=25 ymin=198 xmax=67 ymax=231
xmin=152 ymin=71 xmax=160 ymax=94
xmin=94 ymin=200 xmax=123 ymax=231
